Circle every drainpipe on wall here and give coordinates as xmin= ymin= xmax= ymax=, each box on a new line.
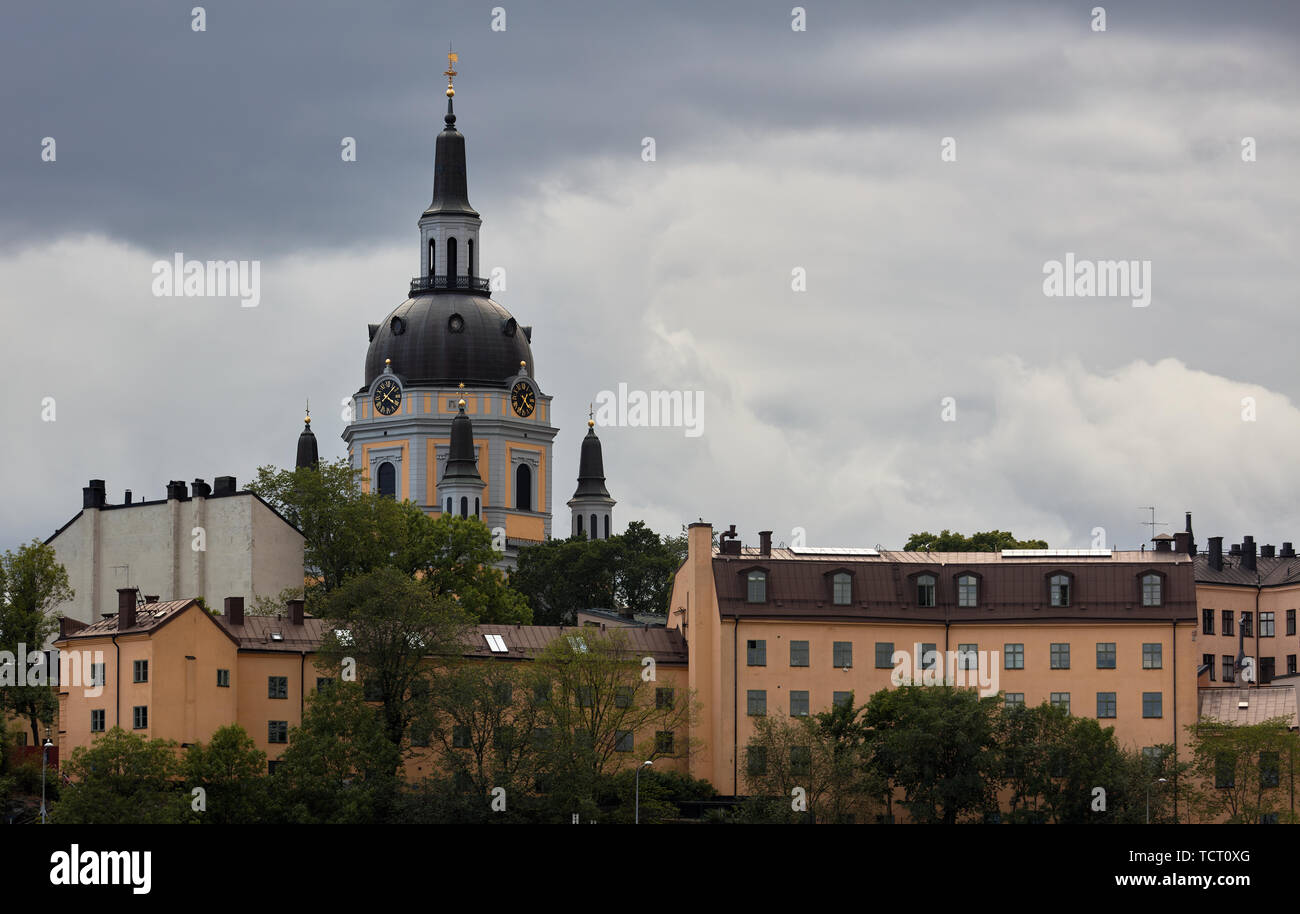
xmin=1171 ymin=617 xmax=1178 ymax=823
xmin=1255 ymin=573 xmax=1262 ymax=689
xmin=732 ymin=617 xmax=738 ymax=796
xmin=111 ymin=634 xmax=120 ymax=728
xmin=300 ymin=652 xmax=307 ymax=720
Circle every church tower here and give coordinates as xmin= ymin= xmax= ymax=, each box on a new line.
xmin=295 ymin=407 xmax=319 ymax=470
xmin=567 ymin=416 xmax=615 ymax=540
xmin=341 ymin=53 xmax=557 ymax=566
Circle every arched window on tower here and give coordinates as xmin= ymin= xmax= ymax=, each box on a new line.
xmin=467 ymin=238 xmax=474 ymax=277
xmin=515 ymin=464 xmax=531 ymax=511
xmin=377 ymin=462 xmax=396 ymax=499
xmin=428 ymin=239 xmax=436 ymax=277
xmin=474 ymin=497 xmax=479 ymax=517
xmin=460 ymin=496 xmax=468 ymax=519
xmin=576 ymin=514 xmax=584 ymax=536
xmin=591 ymin=514 xmax=598 ymax=539
xmin=604 ymin=515 xmax=610 ymax=539
xmin=445 ymin=497 xmax=452 ymax=514
xmin=446 ymin=237 xmax=457 ymax=280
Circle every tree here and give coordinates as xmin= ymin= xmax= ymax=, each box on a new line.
xmin=52 ymin=727 xmax=186 ymax=824
xmin=904 ymin=530 xmax=1048 ymax=552
xmin=1186 ymin=717 xmax=1300 ymax=823
xmin=409 ymin=513 xmax=530 ymax=624
xmin=0 ymin=539 xmax=73 ymax=744
xmin=741 ymin=709 xmax=871 ymax=824
xmin=613 ymin=521 xmax=685 ymax=616
xmin=182 ymin=724 xmax=268 ymax=824
xmin=862 ymin=685 xmax=1003 ymax=824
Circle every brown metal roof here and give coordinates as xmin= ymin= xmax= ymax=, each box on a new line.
xmin=56 ymin=600 xmax=203 ymax=641
xmin=217 ymin=615 xmax=328 ymax=652
xmin=1194 ymin=554 xmax=1300 ymax=588
xmin=1198 ymin=687 xmax=1298 ymax=727
xmin=464 ymin=624 xmax=688 ymax=664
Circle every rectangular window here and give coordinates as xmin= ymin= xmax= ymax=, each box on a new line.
xmin=1004 ymin=693 xmax=1025 ymax=709
xmin=90 ymin=709 xmax=105 ymax=733
xmin=1142 ymin=643 xmax=1163 ymax=670
xmin=1050 ymin=692 xmax=1070 ymax=714
xmin=1289 ymin=609 xmax=1296 ymax=637
xmin=790 ymin=690 xmax=810 ymax=717
xmin=1141 ymin=575 xmax=1162 ymax=606
xmin=614 ymin=686 xmax=633 ymax=708
xmin=363 ymin=680 xmax=382 ymax=701
xmin=268 ymin=676 xmax=288 ymax=699
xmin=747 ymin=746 xmax=767 ymax=777
xmin=1260 ymin=612 xmax=1275 ymax=637
xmin=833 ymin=691 xmax=852 ymax=708
xmin=1222 ymin=611 xmax=1234 ymax=637
xmin=1096 ymin=692 xmax=1117 ymax=719
xmin=452 ymin=725 xmax=471 ymax=748
xmin=133 ymin=659 xmax=148 ymax=683
xmin=746 ymin=572 xmax=766 ymax=603
xmin=917 ymin=576 xmax=936 ymax=607
xmin=133 ymin=705 xmax=148 ymax=729
xmin=1051 ymin=643 xmax=1070 ymax=670
xmin=1050 ymin=575 xmax=1071 ymax=607
xmin=1261 ymin=751 xmax=1280 ymax=788
xmin=789 ymin=641 xmax=809 ymax=667
xmin=1096 ymin=642 xmax=1116 ymax=669
xmin=577 ymin=686 xmax=594 ymax=708
xmin=1242 ymin=612 xmax=1254 ymax=637
xmin=656 ymin=687 xmax=674 ymax=710
xmin=832 ymin=574 xmax=852 ymax=605
xmin=1289 ymin=655 xmax=1297 ymax=675
xmin=1223 ymin=655 xmax=1235 ymax=683
xmin=875 ymin=642 xmax=894 ymax=669
xmin=833 ymin=641 xmax=853 ymax=668
xmin=216 ymin=668 xmax=230 ymax=688
xmin=268 ymin=720 xmax=288 ymax=744
xmin=790 ymin=746 xmax=811 ymax=776
xmin=1202 ymin=654 xmax=1215 ymax=681
xmin=1260 ymin=656 xmax=1275 ymax=684
xmin=655 ymin=731 xmax=675 ymax=755
xmin=957 ymin=643 xmax=978 ymax=670
xmin=746 ymin=639 xmax=766 ymax=666
xmin=90 ymin=662 xmax=105 ymax=687
xmin=316 ymin=677 xmax=334 ymax=692
xmin=957 ymin=575 xmax=978 ymax=607
xmin=1215 ymin=753 xmax=1235 ymax=789
xmin=1004 ymin=643 xmax=1024 ymax=670
xmin=1203 ymin=608 xmax=1215 ymax=635
xmin=615 ymin=730 xmax=633 ymax=753
xmin=1142 ymin=692 xmax=1163 ymax=718
xmin=747 ymin=690 xmax=767 ymax=716
xmin=920 ymin=643 xmax=938 ymax=670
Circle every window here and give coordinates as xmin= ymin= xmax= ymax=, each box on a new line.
xmin=920 ymin=643 xmax=938 ymax=670
xmin=747 ymin=690 xmax=767 ymax=716
xmin=1142 ymin=643 xmax=1163 ymax=670
xmin=576 ymin=514 xmax=583 ymax=535
xmin=1289 ymin=655 xmax=1297 ymax=675
xmin=747 ymin=746 xmax=767 ymax=777
xmin=1202 ymin=654 xmax=1215 ymax=681
xmin=1142 ymin=692 xmax=1163 ymax=718
xmin=1049 ymin=574 xmax=1071 ymax=606
xmin=615 ymin=730 xmax=633 ymax=753
xmin=411 ymin=727 xmax=430 ymax=748
xmin=833 ymin=691 xmax=852 ymax=708
xmin=577 ymin=686 xmax=594 ymax=708
xmin=1261 ymin=612 xmax=1275 ymax=637
xmin=1215 ymin=753 xmax=1234 ymax=789
xmin=1261 ymin=751 xmax=1280 ymax=789
xmin=494 ymin=682 xmax=513 ymax=705
xmin=1289 ymin=609 xmax=1297 ymax=637
xmin=655 ymin=731 xmax=674 ymax=754
xmin=1050 ymin=693 xmax=1070 ymax=714
xmin=1260 ymin=813 xmax=1279 ymax=824
xmin=1050 ymin=643 xmax=1070 ymax=670
xmin=133 ymin=706 xmax=148 ymax=729
xmin=875 ymin=642 xmax=895 ymax=669
xmin=1004 ymin=693 xmax=1025 ymax=710
xmin=790 ymin=746 xmax=811 ymax=777
xmin=515 ymin=463 xmax=532 ymax=511
xmin=268 ymin=676 xmax=288 ymax=699
xmin=446 ymin=236 xmax=457 ymax=277
xmin=790 ymin=691 xmax=810 ymax=717
xmin=316 ymin=677 xmax=334 ymax=692
xmin=90 ymin=709 xmax=105 ymax=733
xmin=833 ymin=641 xmax=853 ymax=669
xmin=1202 ymin=608 xmax=1215 ymax=635
xmin=917 ymin=574 xmax=936 ymax=607
xmin=567 ymin=635 xmax=588 ymax=653
xmin=957 ymin=574 xmax=978 ymax=607
xmin=1096 ymin=642 xmax=1116 ymax=669
xmin=591 ymin=514 xmax=597 ymax=536
xmin=656 ymin=688 xmax=674 ymax=709
xmin=217 ymin=669 xmax=230 ymax=688
xmin=1141 ymin=573 xmax=1162 ymax=606
xmin=1242 ymin=612 xmax=1254 ymax=637
xmin=746 ymin=639 xmax=766 ymax=666
xmin=485 ymin=633 xmax=508 ymax=653
xmin=1260 ymin=656 xmax=1275 ymax=684
xmin=90 ymin=662 xmax=105 ymax=687
xmin=614 ymin=686 xmax=633 ymax=708
xmin=1222 ymin=611 xmax=1234 ymax=637
xmin=268 ymin=720 xmax=288 ymax=744
xmin=459 ymin=496 xmax=468 ymax=518
xmin=832 ymin=573 xmax=852 ymax=605
xmin=467 ymin=238 xmax=474 ymax=276
xmin=957 ymin=644 xmax=978 ymax=670
xmin=533 ymin=682 xmax=551 ymax=704
xmin=789 ymin=640 xmax=809 ymax=667
xmin=452 ymin=725 xmax=471 ymax=748
xmin=133 ymin=659 xmax=148 ymax=683
xmin=1089 ymin=691 xmax=1116 ymax=719
xmin=1004 ymin=643 xmax=1024 ymax=670
xmin=747 ymin=571 xmax=767 ymax=603
xmin=377 ymin=461 xmax=396 ymax=498
xmin=604 ymin=515 xmax=610 ymax=538
xmin=1222 ymin=655 xmax=1235 ymax=683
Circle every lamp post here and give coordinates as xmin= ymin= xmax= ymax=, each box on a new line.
xmin=635 ymin=760 xmax=653 ymax=824
xmin=1146 ymin=777 xmax=1167 ymax=824
xmin=40 ymin=729 xmax=53 ymax=824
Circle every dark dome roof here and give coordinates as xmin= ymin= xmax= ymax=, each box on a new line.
xmin=364 ymin=293 xmax=534 ymax=389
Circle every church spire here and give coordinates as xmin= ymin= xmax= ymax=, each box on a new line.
xmin=567 ymin=410 xmax=616 ymax=539
xmin=295 ymin=402 xmax=319 ymax=470
xmin=424 ymin=49 xmax=477 ymax=219
xmin=439 ymin=384 xmax=485 ymax=519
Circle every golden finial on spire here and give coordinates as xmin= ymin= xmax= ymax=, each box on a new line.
xmin=588 ymin=402 xmax=594 ymax=428
xmin=445 ymin=47 xmax=458 ymax=98
xmin=305 ymin=399 xmax=311 ymax=425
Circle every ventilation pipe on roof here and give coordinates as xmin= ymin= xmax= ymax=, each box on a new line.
xmin=1242 ymin=536 xmax=1257 ymax=572
xmin=1282 ymin=542 xmax=1296 ymax=559
xmin=1208 ymin=537 xmax=1224 ymax=572
xmin=1262 ymin=544 xmax=1276 ymax=559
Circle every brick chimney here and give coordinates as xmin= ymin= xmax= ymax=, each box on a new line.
xmin=287 ymin=599 xmax=304 ymax=626
xmin=1208 ymin=536 xmax=1224 ymax=571
xmin=1242 ymin=535 xmax=1257 ymax=572
xmin=224 ymin=596 xmax=244 ymax=626
xmin=82 ymin=479 xmax=107 ymax=509
xmin=117 ymin=588 xmax=138 ymax=629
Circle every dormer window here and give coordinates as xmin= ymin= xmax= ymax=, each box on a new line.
xmin=747 ymin=570 xmax=767 ymax=603
xmin=832 ymin=572 xmax=852 ymax=605
xmin=957 ymin=574 xmax=978 ymax=607
xmin=917 ymin=574 xmax=936 ymax=607
xmin=1049 ymin=573 xmax=1072 ymax=607
xmin=1141 ymin=573 xmax=1163 ymax=607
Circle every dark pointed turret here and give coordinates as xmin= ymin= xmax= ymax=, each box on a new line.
xmin=296 ymin=407 xmax=319 ymax=470
xmin=573 ymin=421 xmax=611 ymax=499
xmin=568 ymin=415 xmax=616 ymax=539
xmin=423 ymin=51 xmax=478 ymax=219
xmin=438 ymin=386 xmax=485 ymax=520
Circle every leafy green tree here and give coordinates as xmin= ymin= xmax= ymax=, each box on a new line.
xmin=410 ymin=513 xmax=530 ymax=624
xmin=182 ymin=724 xmax=268 ymax=824
xmin=52 ymin=727 xmax=186 ymax=824
xmin=1185 ymin=717 xmax=1300 ymax=823
xmin=612 ymin=521 xmax=685 ymax=616
xmin=903 ymin=530 xmax=1048 ymax=552
xmin=0 ymin=539 xmax=73 ymax=743
xmin=741 ymin=710 xmax=870 ymax=824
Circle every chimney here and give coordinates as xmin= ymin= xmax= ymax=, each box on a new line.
xmin=1230 ymin=543 xmax=1242 ymax=556
xmin=166 ymin=480 xmax=188 ymax=501
xmin=1184 ymin=512 xmax=1196 ymax=555
xmin=1282 ymin=542 xmax=1296 ymax=559
xmin=1208 ymin=536 xmax=1223 ymax=571
xmin=1173 ymin=532 xmax=1191 ymax=555
xmin=224 ymin=596 xmax=244 ymax=626
xmin=124 ymin=489 xmax=132 ymax=505
xmin=82 ymin=479 xmax=106 ymax=509
xmin=758 ymin=530 xmax=772 ymax=557
xmin=191 ymin=478 xmax=211 ymax=497
xmin=1262 ymin=544 xmax=1276 ymax=559
xmin=144 ymin=594 xmax=159 ymax=604
xmin=1153 ymin=534 xmax=1173 ymax=553
xmin=117 ymin=588 xmax=138 ymax=629
xmin=212 ymin=476 xmax=237 ymax=496
xmin=1242 ymin=536 xmax=1257 ymax=572
xmin=287 ymin=599 xmax=304 ymax=626
xmin=719 ymin=524 xmax=741 ymax=556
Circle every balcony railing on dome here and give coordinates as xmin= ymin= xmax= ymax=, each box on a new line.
xmin=410 ymin=274 xmax=492 ymax=295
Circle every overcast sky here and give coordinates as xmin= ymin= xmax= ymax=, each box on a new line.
xmin=2 ymin=0 xmax=1298 ymax=557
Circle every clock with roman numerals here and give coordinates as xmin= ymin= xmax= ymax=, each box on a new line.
xmin=373 ymin=378 xmax=402 ymax=416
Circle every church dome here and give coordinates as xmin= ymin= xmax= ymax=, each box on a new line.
xmin=364 ymin=292 xmax=534 ymax=389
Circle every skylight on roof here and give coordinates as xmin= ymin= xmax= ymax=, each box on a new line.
xmin=485 ymin=633 xmax=508 ymax=653
xmin=1001 ymin=549 xmax=1113 ymax=558
xmin=567 ymin=635 xmax=588 ymax=653
xmin=271 ymin=632 xmax=284 ymax=642
xmin=788 ymin=546 xmax=881 ymax=556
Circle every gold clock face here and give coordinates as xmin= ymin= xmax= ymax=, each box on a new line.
xmin=511 ymin=381 xmax=535 ymax=418
xmin=373 ymin=378 xmax=401 ymax=416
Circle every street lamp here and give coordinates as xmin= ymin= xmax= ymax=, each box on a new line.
xmin=40 ymin=729 xmax=54 ymax=824
xmin=1146 ymin=777 xmax=1168 ymax=824
xmin=635 ymin=760 xmax=653 ymax=824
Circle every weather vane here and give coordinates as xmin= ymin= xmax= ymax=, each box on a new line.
xmin=445 ymin=48 xmax=458 ymax=97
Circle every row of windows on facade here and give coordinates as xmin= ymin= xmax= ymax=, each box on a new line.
xmin=375 ymin=462 xmax=535 ymax=513
xmin=1201 ymin=608 xmax=1294 ymax=638
xmin=575 ymin=513 xmax=611 ymax=539
xmin=442 ymin=725 xmax=676 ymax=755
xmin=744 ymin=639 xmax=1169 ymax=670
xmin=745 ymin=570 xmax=1166 ymax=607
xmin=743 ymin=688 xmax=1165 ymax=719
xmin=430 ymin=236 xmax=474 ymax=277
xmin=1201 ymin=652 xmax=1295 ymax=683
